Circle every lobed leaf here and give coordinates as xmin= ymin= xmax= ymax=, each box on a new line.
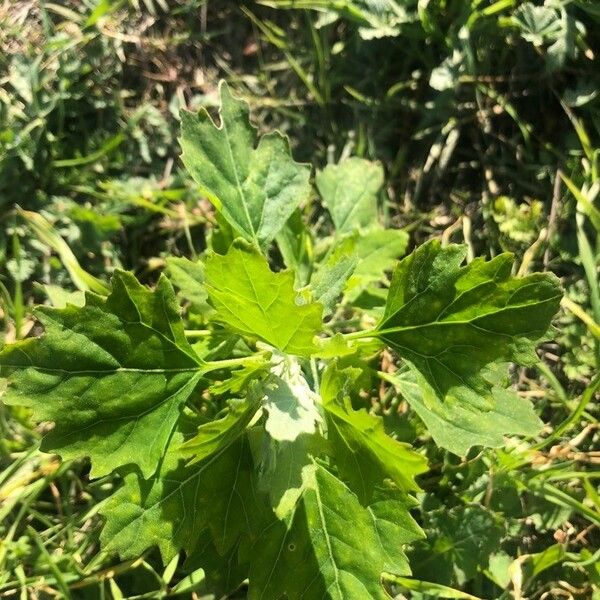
xmin=100 ymin=413 xmax=265 ymax=562
xmin=165 ymin=256 xmax=211 ymax=315
xmin=344 ymin=227 xmax=409 ymax=301
xmin=384 ymin=366 xmax=542 ymax=455
xmin=321 ymin=365 xmax=427 ymax=503
xmin=377 ymin=240 xmax=562 ymax=415
xmin=180 ymin=81 xmax=311 ymax=247
xmin=248 ymin=464 xmax=423 ymax=600
xmin=0 ymin=271 xmax=203 ymax=478
xmin=204 ymin=240 xmax=323 ymax=356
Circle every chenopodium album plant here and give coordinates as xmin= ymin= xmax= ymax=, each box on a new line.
xmin=0 ymin=82 xmax=563 ymax=598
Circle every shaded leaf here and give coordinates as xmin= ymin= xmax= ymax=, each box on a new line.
xmin=179 ymin=399 xmax=260 ymax=465
xmin=249 ymin=464 xmax=422 ymax=600
xmin=166 ymin=256 xmax=211 ymax=314
xmin=345 ymin=227 xmax=409 ymax=301
xmin=321 ymin=364 xmax=427 ymax=502
xmin=260 ymin=354 xmax=322 ymax=442
xmin=0 ymin=271 xmax=203 ymax=478
xmin=100 ymin=418 xmax=264 ymax=561
xmin=411 ymin=505 xmax=504 ymax=586
xmin=312 ymin=253 xmax=358 ymax=315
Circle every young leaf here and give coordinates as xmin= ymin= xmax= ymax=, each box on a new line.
xmin=321 ymin=365 xmax=427 ymax=503
xmin=316 ymin=157 xmax=384 ymax=234
xmin=377 ymin=240 xmax=562 ymax=410
xmin=0 ymin=271 xmax=203 ymax=479
xmin=383 ymin=366 xmax=542 ymax=455
xmin=260 ymin=354 xmax=322 ymax=442
xmin=180 ymin=81 xmax=311 ymax=247
xmin=179 ymin=398 xmax=260 ymax=465
xmin=256 ymin=431 xmax=321 ymax=519
xmin=249 ymin=464 xmax=422 ymax=600
xmin=276 ymin=209 xmax=313 ymax=287
xmin=204 ymin=240 xmax=323 ymax=356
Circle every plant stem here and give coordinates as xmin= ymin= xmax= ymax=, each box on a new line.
xmin=532 ymin=374 xmax=600 ymax=451
xmin=203 ymin=354 xmax=267 ymax=373
xmin=342 ymin=329 xmax=376 ymax=341
xmin=561 ymin=296 xmax=600 ymax=340
xmin=184 ymin=329 xmax=212 ymax=338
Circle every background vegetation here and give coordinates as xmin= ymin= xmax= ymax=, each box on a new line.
xmin=0 ymin=0 xmax=598 ymax=598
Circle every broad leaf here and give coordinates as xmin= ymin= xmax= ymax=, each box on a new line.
xmin=204 ymin=240 xmax=323 ymax=356
xmin=255 ymin=432 xmax=320 ymax=519
xmin=249 ymin=464 xmax=423 ymax=600
xmin=316 ymin=157 xmax=383 ymax=234
xmin=100 ymin=415 xmax=264 ymax=561
xmin=180 ymin=81 xmax=311 ymax=247
xmin=0 ymin=271 xmax=203 ymax=478
xmin=384 ymin=366 xmax=542 ymax=455
xmin=276 ymin=209 xmax=313 ymax=287
xmin=321 ymin=365 xmax=427 ymax=502
xmin=184 ymin=538 xmax=248 ymax=598
xmin=411 ymin=505 xmax=504 ymax=586
xmin=377 ymin=240 xmax=561 ymax=410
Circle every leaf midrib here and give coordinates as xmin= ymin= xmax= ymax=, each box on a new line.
xmin=313 ymin=480 xmax=344 ymax=599
xmin=222 ymin=107 xmax=257 ymax=244
xmin=378 ymin=294 xmax=561 ymax=338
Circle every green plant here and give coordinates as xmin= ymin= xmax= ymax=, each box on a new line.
xmin=0 ymin=83 xmax=565 ymax=597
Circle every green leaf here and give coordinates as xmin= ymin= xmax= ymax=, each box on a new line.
xmin=0 ymin=271 xmax=203 ymax=478
xmin=389 ymin=577 xmax=482 ymax=600
xmin=311 ymin=253 xmax=358 ymax=315
xmin=513 ymin=4 xmax=562 ymax=46
xmin=204 ymin=240 xmax=323 ymax=356
xmin=321 ymin=365 xmax=427 ymax=502
xmin=316 ymin=157 xmax=383 ymax=234
xmin=42 ymin=284 xmax=85 ymax=308
xmin=344 ymin=227 xmax=409 ymax=301
xmin=261 ymin=0 xmax=414 ymax=39
xmin=249 ymin=464 xmax=422 ymax=600
xmin=183 ymin=539 xmax=247 ymax=598
xmin=179 ymin=399 xmax=260 ymax=465
xmin=276 ymin=209 xmax=313 ymax=287
xmin=100 ymin=415 xmax=264 ymax=561
xmin=165 ymin=256 xmax=211 ymax=315
xmin=19 ymin=208 xmax=110 ymax=295
xmin=384 ymin=366 xmax=542 ymax=455
xmin=411 ymin=505 xmax=504 ymax=586
xmin=513 ymin=4 xmax=578 ymax=71
xmin=180 ymin=81 xmax=311 ymax=247
xmin=255 ymin=432 xmax=319 ymax=519
xmin=377 ymin=240 xmax=561 ymax=414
